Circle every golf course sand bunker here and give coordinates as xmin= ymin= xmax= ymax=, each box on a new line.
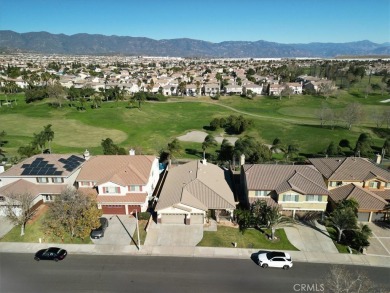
xmin=177 ymin=130 xmax=238 ymax=145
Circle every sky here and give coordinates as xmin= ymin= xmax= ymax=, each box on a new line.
xmin=1 ymin=0 xmax=389 ymax=44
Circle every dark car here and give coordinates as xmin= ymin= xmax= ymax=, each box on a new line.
xmin=90 ymin=217 xmax=109 ymax=239
xmin=34 ymin=247 xmax=67 ymax=262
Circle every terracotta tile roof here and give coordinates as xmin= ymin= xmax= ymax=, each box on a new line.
xmin=329 ymin=184 xmax=388 ymax=211
xmin=309 ymin=157 xmax=390 ymax=182
xmin=76 ymin=155 xmax=156 ymax=186
xmin=0 ymin=179 xmax=66 ymax=198
xmin=96 ymin=193 xmax=147 ymax=204
xmin=242 ymin=164 xmax=329 ymax=195
xmin=155 ymin=160 xmax=236 ymax=211
xmin=1 ymin=154 xmax=85 ymax=177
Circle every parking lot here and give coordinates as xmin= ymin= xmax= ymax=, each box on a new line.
xmin=91 ymin=215 xmax=137 ymax=246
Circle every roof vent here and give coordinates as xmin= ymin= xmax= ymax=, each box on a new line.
xmin=129 ymin=149 xmax=135 ymax=156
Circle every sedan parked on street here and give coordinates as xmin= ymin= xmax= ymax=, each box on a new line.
xmin=34 ymin=247 xmax=67 ymax=262
xmin=258 ymin=251 xmax=293 ymax=269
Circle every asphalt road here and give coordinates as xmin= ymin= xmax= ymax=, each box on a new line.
xmin=0 ymin=253 xmax=389 ymax=293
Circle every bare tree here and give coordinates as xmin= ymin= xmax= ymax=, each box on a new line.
xmin=46 ymin=81 xmax=67 ymax=108
xmin=325 ymin=265 xmax=386 ymax=293
xmin=5 ymin=192 xmax=37 ymax=236
xmin=316 ymin=103 xmax=335 ymax=128
xmin=343 ymin=102 xmax=363 ymax=130
xmin=318 ymin=82 xmax=335 ymax=100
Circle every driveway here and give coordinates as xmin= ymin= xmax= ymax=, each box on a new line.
xmin=284 ymin=221 xmax=338 ymax=253
xmin=0 ymin=216 xmax=15 ymax=238
xmin=144 ymin=221 xmax=203 ymax=246
xmin=91 ymin=215 xmax=137 ymax=246
xmin=365 ymin=222 xmax=390 ymax=256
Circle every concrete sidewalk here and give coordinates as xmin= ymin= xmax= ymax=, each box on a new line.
xmin=0 ymin=242 xmax=389 ymax=268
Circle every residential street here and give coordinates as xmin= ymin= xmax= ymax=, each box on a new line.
xmin=1 ymin=253 xmax=389 ymax=293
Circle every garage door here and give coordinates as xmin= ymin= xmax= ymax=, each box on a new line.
xmin=102 ymin=205 xmax=126 ymax=215
xmin=127 ymin=205 xmax=141 ymax=214
xmin=358 ymin=212 xmax=370 ymax=222
xmin=161 ymin=214 xmax=185 ymax=224
xmin=191 ymin=214 xmax=204 ymax=224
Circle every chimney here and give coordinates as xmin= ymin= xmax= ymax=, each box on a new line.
xmin=0 ymin=165 xmax=4 ymax=174
xmin=240 ymin=154 xmax=245 ymax=166
xmin=201 ymin=158 xmax=207 ymax=165
xmin=129 ymin=149 xmax=135 ymax=156
xmin=376 ymin=154 xmax=382 ymax=165
xmin=83 ymin=149 xmax=90 ymax=160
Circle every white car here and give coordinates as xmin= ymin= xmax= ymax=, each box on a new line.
xmin=258 ymin=251 xmax=293 ymax=269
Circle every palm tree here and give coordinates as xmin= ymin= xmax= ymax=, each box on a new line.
xmin=264 ymin=206 xmax=295 ymax=240
xmin=43 ymin=124 xmax=54 ymax=154
xmin=327 ymin=207 xmax=357 ymax=243
xmin=202 ymin=134 xmax=218 ymax=160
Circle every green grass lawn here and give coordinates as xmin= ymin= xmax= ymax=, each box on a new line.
xmin=0 ymin=211 xmax=92 ymax=244
xmin=1 ymin=85 xmax=389 ymax=160
xmin=197 ymin=225 xmax=298 ymax=250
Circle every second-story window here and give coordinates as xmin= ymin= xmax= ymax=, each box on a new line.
xmin=128 ymin=185 xmax=141 ymax=192
xmin=369 ymin=181 xmax=379 ymax=189
xmin=52 ymin=177 xmax=63 ymax=183
xmin=37 ymin=177 xmax=49 ymax=183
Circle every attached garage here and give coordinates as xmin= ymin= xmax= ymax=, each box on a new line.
xmin=190 ymin=214 xmax=204 ymax=224
xmin=102 ymin=205 xmax=126 ymax=215
xmin=161 ymin=214 xmax=186 ymax=224
xmin=127 ymin=205 xmax=141 ymax=214
xmin=357 ymin=212 xmax=370 ymax=222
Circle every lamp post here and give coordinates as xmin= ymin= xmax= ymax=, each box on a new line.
xmin=134 ymin=209 xmax=141 ymax=251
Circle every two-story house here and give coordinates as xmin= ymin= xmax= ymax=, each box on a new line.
xmin=241 ymin=164 xmax=330 ymax=218
xmin=0 ymin=154 xmax=86 ymax=215
xmin=309 ymin=157 xmax=390 ymax=221
xmin=76 ymin=154 xmax=159 ymax=214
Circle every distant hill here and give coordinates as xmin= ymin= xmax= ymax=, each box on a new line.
xmin=0 ymin=30 xmax=389 ymax=58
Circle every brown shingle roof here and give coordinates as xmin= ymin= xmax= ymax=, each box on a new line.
xmin=309 ymin=157 xmax=390 ymax=181
xmin=329 ymin=184 xmax=387 ymax=211
xmin=242 ymin=164 xmax=329 ymax=195
xmin=155 ymin=160 xmax=236 ymax=211
xmin=76 ymin=155 xmax=156 ymax=186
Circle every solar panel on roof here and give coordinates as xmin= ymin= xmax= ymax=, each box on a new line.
xmin=36 ymin=158 xmax=44 ymax=161
xmin=54 ymin=171 xmax=63 ymax=175
xmin=37 ymin=169 xmax=46 ymax=175
xmin=58 ymin=158 xmax=67 ymax=163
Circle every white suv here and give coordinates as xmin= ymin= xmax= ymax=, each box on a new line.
xmin=258 ymin=251 xmax=293 ymax=269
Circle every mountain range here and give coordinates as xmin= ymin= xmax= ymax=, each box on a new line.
xmin=0 ymin=30 xmax=389 ymax=58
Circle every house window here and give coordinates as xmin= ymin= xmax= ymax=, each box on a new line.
xmin=369 ymin=181 xmax=379 ymax=189
xmin=80 ymin=181 xmax=91 ymax=187
xmin=128 ymin=185 xmax=141 ymax=192
xmin=255 ymin=190 xmax=269 ymax=197
xmin=37 ymin=177 xmax=49 ymax=183
xmin=102 ymin=186 xmax=121 ymax=194
xmin=386 ymin=182 xmax=390 ymax=188
xmin=282 ymin=194 xmax=299 ymax=202
xmin=329 ymin=181 xmax=342 ymax=187
xmin=52 ymin=177 xmax=63 ymax=183
xmin=305 ymin=195 xmax=323 ymax=202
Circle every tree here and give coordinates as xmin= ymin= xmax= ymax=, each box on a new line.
xmin=0 ymin=130 xmax=7 ymax=158
xmin=46 ymin=81 xmax=67 ymax=108
xmin=234 ymin=136 xmax=272 ymax=163
xmin=383 ymin=138 xmax=390 ymax=157
xmin=325 ymin=265 xmax=386 ymax=293
xmin=167 ymin=138 xmax=182 ymax=158
xmin=351 ymin=223 xmax=372 ymax=252
xmin=326 ymin=141 xmax=343 ymax=156
xmin=5 ymin=192 xmax=37 ymax=236
xmin=354 ymin=133 xmax=373 ymax=157
xmin=339 ymin=139 xmax=352 ymax=150
xmin=316 ymin=103 xmax=335 ymax=128
xmin=202 ymin=134 xmax=218 ymax=160
xmin=318 ymin=82 xmax=334 ymax=100
xmin=132 ymin=92 xmax=146 ymax=109
xmin=43 ymin=124 xmax=54 ymax=153
xmin=234 ymin=208 xmax=253 ymax=234
xmin=251 ymin=200 xmax=295 ymax=240
xmin=44 ymin=187 xmax=101 ymax=239
xmin=281 ymin=84 xmax=293 ymax=99
xmin=327 ymin=206 xmax=357 ymax=243
xmin=218 ymin=139 xmax=234 ymax=162
xmin=343 ymin=102 xmax=363 ymax=130
xmin=101 ymin=138 xmax=126 ymax=155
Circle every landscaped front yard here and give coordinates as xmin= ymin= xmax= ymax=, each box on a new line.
xmin=197 ymin=226 xmax=298 ymax=250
